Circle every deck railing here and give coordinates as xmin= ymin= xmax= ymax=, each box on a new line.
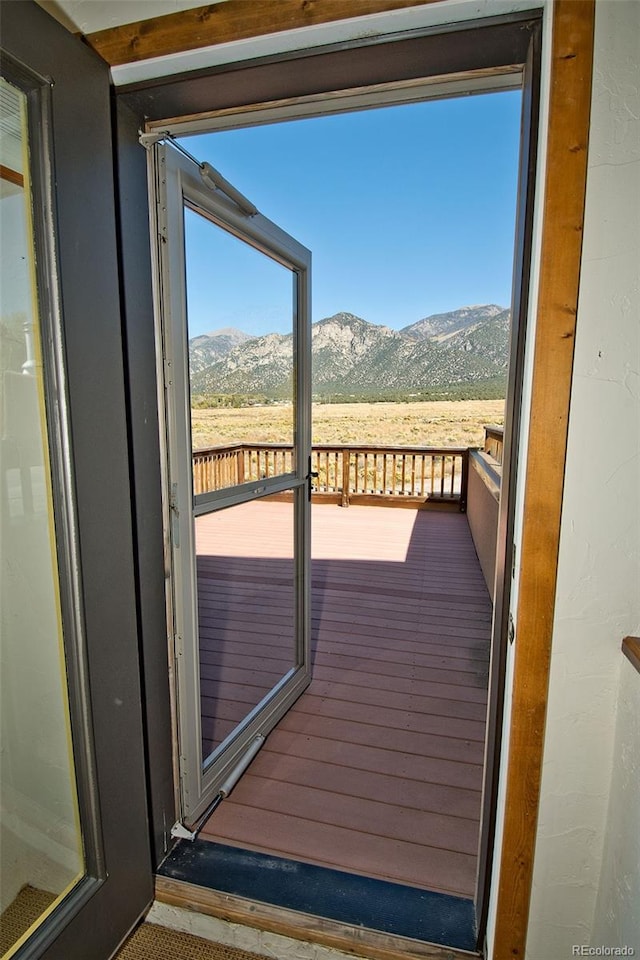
xmin=192 ymin=442 xmax=468 ymax=509
xmin=483 ymin=424 xmax=504 ymax=465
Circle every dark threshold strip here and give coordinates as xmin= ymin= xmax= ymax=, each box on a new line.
xmin=158 ymin=839 xmax=477 ymax=952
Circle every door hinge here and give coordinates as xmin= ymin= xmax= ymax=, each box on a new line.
xmin=508 ymin=612 xmax=516 ymax=645
xmin=163 ymin=356 xmax=173 ymax=389
xmin=170 ymin=821 xmax=196 ymax=841
xmin=139 ymin=130 xmax=171 ymax=149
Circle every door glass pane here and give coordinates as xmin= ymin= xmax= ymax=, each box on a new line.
xmin=0 ymin=77 xmax=84 ymax=954
xmin=185 ymin=206 xmax=297 ymax=493
xmin=197 ymin=494 xmax=297 ymax=766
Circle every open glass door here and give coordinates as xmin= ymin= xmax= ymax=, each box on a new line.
xmin=153 ymin=141 xmax=312 ymax=828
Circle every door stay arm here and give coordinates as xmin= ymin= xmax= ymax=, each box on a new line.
xmin=140 ymin=130 xmax=258 ymax=216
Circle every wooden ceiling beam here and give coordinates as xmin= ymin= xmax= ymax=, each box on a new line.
xmin=85 ymin=0 xmax=438 ymax=67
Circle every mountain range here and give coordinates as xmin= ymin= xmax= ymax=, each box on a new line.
xmin=189 ymin=304 xmax=510 ymax=401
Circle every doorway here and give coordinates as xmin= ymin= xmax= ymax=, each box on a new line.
xmin=129 ymin=11 xmax=536 ymax=948
xmin=149 ymin=71 xmax=533 ymax=949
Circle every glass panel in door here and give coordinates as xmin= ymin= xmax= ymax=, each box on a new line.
xmin=0 ymin=75 xmax=84 ymax=957
xmin=157 ymin=142 xmax=311 ymax=827
xmin=197 ymin=495 xmax=296 ymax=764
xmin=186 ymin=207 xmax=297 ymax=489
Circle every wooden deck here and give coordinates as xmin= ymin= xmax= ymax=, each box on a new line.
xmin=196 ymin=501 xmax=491 ymax=899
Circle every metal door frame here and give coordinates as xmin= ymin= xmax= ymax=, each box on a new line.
xmin=151 ymin=141 xmax=312 ymax=828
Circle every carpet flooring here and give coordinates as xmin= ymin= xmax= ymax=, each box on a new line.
xmin=0 ymin=884 xmax=56 ymax=955
xmin=116 ymin=922 xmax=273 ymax=960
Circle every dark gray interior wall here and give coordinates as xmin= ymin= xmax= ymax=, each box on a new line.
xmin=114 ymin=99 xmax=177 ymax=866
xmin=1 ymin=4 xmax=153 ymax=956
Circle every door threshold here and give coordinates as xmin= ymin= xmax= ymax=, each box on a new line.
xmin=156 ymin=840 xmax=479 ymax=958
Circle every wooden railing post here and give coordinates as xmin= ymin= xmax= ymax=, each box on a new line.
xmin=236 ymin=447 xmax=245 ymax=485
xmin=460 ymin=450 xmax=469 ymax=512
xmin=483 ymin=424 xmax=504 ymax=465
xmin=341 ymin=449 xmax=350 ymax=507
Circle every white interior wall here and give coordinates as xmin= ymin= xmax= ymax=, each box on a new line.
xmin=526 ymin=1 xmax=640 ymax=955
xmin=35 ymin=0 xmax=215 ymax=35
xmin=591 ymin=654 xmax=640 ymax=951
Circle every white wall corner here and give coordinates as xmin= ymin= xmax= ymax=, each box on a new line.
xmin=526 ymin=0 xmax=640 ymax=956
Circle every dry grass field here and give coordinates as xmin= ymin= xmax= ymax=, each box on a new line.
xmin=191 ymin=399 xmax=505 ymax=450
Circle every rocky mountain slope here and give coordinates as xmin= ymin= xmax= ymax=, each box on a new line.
xmin=189 ymin=305 xmax=510 ymax=399
xmin=189 ymin=327 xmax=253 ymax=373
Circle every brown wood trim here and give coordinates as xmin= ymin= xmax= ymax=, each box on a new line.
xmin=622 ymin=637 xmax=640 ymax=675
xmin=154 ymin=876 xmax=479 ymax=960
xmin=87 ymin=0 xmax=438 ymax=67
xmin=492 ymin=2 xmax=596 ymax=958
xmin=0 ymin=163 xmax=23 ymax=187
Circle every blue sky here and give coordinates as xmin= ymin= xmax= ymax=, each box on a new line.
xmin=182 ymin=90 xmax=521 ymax=338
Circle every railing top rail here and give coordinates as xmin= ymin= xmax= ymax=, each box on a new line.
xmin=192 ymin=442 xmax=246 ymax=455
xmin=484 ymin=424 xmax=504 ymax=438
xmin=193 ymin=442 xmax=292 ymax=455
xmin=193 ymin=442 xmax=469 ymax=457
xmin=319 ymin=444 xmax=468 ymax=456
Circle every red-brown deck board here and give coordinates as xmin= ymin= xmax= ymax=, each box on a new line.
xmin=196 ymin=502 xmax=491 ymax=898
